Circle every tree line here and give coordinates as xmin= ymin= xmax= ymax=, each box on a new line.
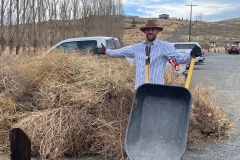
xmin=0 ymin=0 xmax=125 ymax=55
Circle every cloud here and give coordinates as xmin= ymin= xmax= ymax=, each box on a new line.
xmin=123 ymin=0 xmax=240 ymax=22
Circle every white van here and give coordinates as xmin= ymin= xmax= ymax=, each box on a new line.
xmin=45 ymin=36 xmax=121 ymax=54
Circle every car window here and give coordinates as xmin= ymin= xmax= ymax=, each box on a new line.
xmin=57 ymin=42 xmax=78 ymax=51
xmin=174 ymin=44 xmax=196 ymax=49
xmin=231 ymin=45 xmax=238 ymax=49
xmin=77 ymin=40 xmax=97 ymax=49
xmin=106 ymin=39 xmax=121 ymax=49
xmin=56 ymin=40 xmax=98 ymax=52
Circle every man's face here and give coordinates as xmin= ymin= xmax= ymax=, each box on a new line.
xmin=144 ymin=28 xmax=160 ymax=42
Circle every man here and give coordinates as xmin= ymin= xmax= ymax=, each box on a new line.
xmin=94 ymin=20 xmax=201 ymax=90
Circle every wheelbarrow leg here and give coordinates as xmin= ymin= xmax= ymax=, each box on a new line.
xmin=10 ymin=128 xmax=31 ymax=160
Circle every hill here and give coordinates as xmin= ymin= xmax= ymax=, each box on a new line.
xmin=122 ymin=17 xmax=240 ymax=49
xmin=122 ymin=17 xmax=189 ymax=45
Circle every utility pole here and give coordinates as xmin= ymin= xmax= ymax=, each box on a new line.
xmin=200 ymin=13 xmax=203 ymax=21
xmin=195 ymin=15 xmax=201 ymax=23
xmin=186 ymin=4 xmax=197 ymax=42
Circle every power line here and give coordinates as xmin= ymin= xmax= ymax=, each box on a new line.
xmin=186 ymin=4 xmax=198 ymax=42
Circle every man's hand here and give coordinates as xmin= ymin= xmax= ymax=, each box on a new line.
xmin=92 ymin=43 xmax=106 ymax=54
xmin=190 ymin=45 xmax=201 ymax=58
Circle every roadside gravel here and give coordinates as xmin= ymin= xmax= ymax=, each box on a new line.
xmin=183 ymin=51 xmax=240 ymax=160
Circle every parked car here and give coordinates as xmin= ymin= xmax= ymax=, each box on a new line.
xmin=44 ymin=36 xmax=141 ymax=67
xmin=227 ymin=45 xmax=239 ymax=54
xmin=45 ymin=36 xmax=121 ymax=54
xmin=171 ymin=42 xmax=205 ymax=69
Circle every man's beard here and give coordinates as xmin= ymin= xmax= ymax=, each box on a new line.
xmin=146 ymin=34 xmax=156 ymax=42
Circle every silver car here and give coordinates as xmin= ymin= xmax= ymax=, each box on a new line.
xmin=45 ymin=36 xmax=121 ymax=54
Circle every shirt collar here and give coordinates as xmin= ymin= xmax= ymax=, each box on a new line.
xmin=143 ymin=38 xmax=158 ymax=45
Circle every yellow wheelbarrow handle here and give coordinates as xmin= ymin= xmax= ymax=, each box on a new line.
xmin=145 ymin=45 xmax=151 ymax=83
xmin=185 ymin=58 xmax=195 ymax=89
xmin=145 ymin=58 xmax=150 ymax=83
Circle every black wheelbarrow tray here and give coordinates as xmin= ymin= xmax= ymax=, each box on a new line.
xmin=125 ymin=83 xmax=192 ymax=160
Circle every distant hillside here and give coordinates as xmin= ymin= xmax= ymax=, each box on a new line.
xmin=217 ymin=17 xmax=240 ymax=22
xmin=122 ymin=17 xmax=240 ymax=49
xmin=122 ymin=17 xmax=189 ymax=45
xmin=190 ymin=18 xmax=240 ymax=47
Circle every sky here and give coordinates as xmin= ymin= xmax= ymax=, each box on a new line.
xmin=123 ymin=0 xmax=240 ymax=22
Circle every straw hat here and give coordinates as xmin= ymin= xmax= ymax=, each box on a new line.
xmin=140 ymin=20 xmax=163 ymax=32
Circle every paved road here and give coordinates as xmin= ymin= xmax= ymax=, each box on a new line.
xmin=165 ymin=25 xmax=190 ymax=42
xmin=183 ymin=51 xmax=240 ymax=160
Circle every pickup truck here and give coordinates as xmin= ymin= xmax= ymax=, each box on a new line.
xmin=171 ymin=42 xmax=205 ymax=69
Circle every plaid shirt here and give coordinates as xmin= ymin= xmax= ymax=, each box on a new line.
xmin=106 ymin=38 xmax=191 ymax=90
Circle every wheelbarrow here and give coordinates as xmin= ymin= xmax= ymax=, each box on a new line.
xmin=125 ymin=45 xmax=195 ymax=160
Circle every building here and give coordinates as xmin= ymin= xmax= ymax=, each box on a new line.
xmin=209 ymin=41 xmax=216 ymax=47
xmin=159 ymin=14 xmax=169 ymax=19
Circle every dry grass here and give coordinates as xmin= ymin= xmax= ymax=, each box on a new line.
xmin=191 ymin=19 xmax=240 ymax=47
xmin=0 ymin=51 xmax=233 ymax=159
xmin=0 ymin=51 xmax=135 ymax=159
xmin=188 ymin=85 xmax=234 ymax=149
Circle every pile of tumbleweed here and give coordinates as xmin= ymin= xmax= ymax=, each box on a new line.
xmin=0 ymin=51 xmax=233 ymax=159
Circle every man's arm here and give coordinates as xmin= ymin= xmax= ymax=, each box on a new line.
xmin=106 ymin=45 xmax=135 ymax=58
xmin=162 ymin=41 xmax=191 ymax=64
xmin=93 ymin=44 xmax=135 ymax=58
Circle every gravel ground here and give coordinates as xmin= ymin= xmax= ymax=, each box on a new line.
xmin=183 ymin=51 xmax=240 ymax=160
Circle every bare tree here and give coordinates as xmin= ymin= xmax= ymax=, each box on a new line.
xmin=16 ymin=0 xmax=20 ymax=55
xmin=20 ymin=0 xmax=28 ymax=53
xmin=0 ymin=0 xmax=9 ymax=54
xmin=0 ymin=0 xmax=125 ymax=55
xmin=7 ymin=0 xmax=15 ymax=54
